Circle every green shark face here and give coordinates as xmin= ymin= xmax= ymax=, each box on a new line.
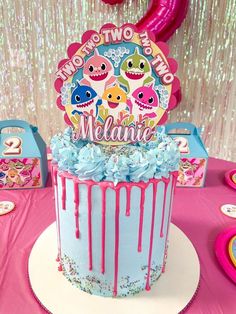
xmin=120 ymin=47 xmax=151 ymax=80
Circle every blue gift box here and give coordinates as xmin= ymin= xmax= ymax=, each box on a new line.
xmin=165 ymin=122 xmax=208 ymax=187
xmin=0 ymin=120 xmax=48 ymax=189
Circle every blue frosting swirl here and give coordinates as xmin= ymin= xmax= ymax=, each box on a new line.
xmin=74 ymin=144 xmax=105 ymax=182
xmin=105 ymin=154 xmax=130 ymax=185
xmin=50 ymin=127 xmax=180 ymax=184
xmin=129 ymin=150 xmax=157 ymax=182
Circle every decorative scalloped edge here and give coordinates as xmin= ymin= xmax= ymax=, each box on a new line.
xmin=179 ymin=279 xmax=200 ymax=313
xmin=54 ymin=23 xmax=181 ymax=126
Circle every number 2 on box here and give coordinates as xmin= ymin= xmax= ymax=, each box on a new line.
xmin=3 ymin=137 xmax=22 ymax=156
xmin=174 ymin=136 xmax=189 ymax=154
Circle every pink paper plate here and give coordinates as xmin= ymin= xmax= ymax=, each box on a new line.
xmin=215 ymin=227 xmax=236 ymax=284
xmin=225 ymin=169 xmax=236 ymax=190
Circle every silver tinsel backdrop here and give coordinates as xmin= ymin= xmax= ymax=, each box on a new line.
xmin=0 ymin=0 xmax=235 ymax=161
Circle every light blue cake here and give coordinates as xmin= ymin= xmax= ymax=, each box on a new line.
xmin=51 ymin=127 xmax=180 ymax=297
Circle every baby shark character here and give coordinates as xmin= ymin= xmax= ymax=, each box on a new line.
xmin=81 ymin=49 xmax=116 ymax=97
xmin=71 ymin=82 xmax=102 ymax=117
xmin=178 ymin=159 xmax=198 ymax=185
xmin=127 ymin=84 xmax=159 ymax=121
xmin=118 ymin=47 xmax=154 ymax=95
xmin=6 ymin=168 xmax=24 ymax=187
xmin=101 ymin=85 xmax=127 ymax=122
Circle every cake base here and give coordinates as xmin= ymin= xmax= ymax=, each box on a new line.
xmin=28 ymin=223 xmax=200 ymax=314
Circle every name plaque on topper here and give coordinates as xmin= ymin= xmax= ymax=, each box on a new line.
xmin=54 ymin=23 xmax=180 ymax=145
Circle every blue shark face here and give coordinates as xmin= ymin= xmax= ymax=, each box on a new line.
xmin=71 ymin=83 xmax=98 ymax=112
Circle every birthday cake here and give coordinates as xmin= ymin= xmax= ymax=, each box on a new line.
xmin=51 ymin=24 xmax=181 ymax=297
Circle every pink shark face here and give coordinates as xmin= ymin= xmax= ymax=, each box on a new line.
xmin=83 ymin=49 xmax=113 ymax=82
xmin=0 ymin=163 xmax=9 ymax=171
xmin=132 ymin=84 xmax=159 ymax=111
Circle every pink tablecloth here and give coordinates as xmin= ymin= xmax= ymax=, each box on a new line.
xmin=0 ymin=157 xmax=236 ymax=314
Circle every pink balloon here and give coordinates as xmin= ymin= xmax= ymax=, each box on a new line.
xmin=102 ymin=0 xmax=189 ymax=42
xmin=102 ymin=0 xmax=123 ymax=4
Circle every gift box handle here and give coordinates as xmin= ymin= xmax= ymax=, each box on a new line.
xmin=165 ymin=122 xmax=199 ymax=135
xmin=0 ymin=120 xmax=37 ymax=134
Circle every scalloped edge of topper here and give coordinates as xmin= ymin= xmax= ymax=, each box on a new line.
xmin=54 ymin=23 xmax=181 ymax=126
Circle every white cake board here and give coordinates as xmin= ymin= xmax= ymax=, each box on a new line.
xmin=28 ymin=223 xmax=200 ymax=314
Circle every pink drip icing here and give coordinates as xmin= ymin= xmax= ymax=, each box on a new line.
xmin=52 ymin=166 xmax=57 ymax=185
xmin=160 ymin=178 xmax=170 ymax=238
xmin=101 ymin=187 xmax=107 ymax=274
xmin=145 ymin=183 xmax=157 ymax=291
xmin=54 ymin=165 xmax=165 ymax=192
xmin=61 ymin=176 xmax=66 ymax=210
xmin=113 ymin=188 xmax=120 ymax=297
xmin=88 ymin=184 xmax=93 ymax=271
xmin=138 ymin=187 xmax=146 ymax=252
xmin=74 ymin=181 xmax=80 ymax=239
xmin=52 ymin=166 xmax=177 ymax=291
xmin=145 ymin=182 xmax=157 ymax=291
xmin=125 ymin=186 xmax=131 ymax=216
xmin=53 ymin=167 xmax=63 ymax=272
xmin=58 ymin=264 xmax=63 ymax=272
xmin=162 ymin=175 xmax=177 ymax=273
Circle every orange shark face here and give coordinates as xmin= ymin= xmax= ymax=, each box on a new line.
xmin=102 ymin=85 xmax=127 ymax=109
xmin=8 ymin=169 xmax=18 ymax=179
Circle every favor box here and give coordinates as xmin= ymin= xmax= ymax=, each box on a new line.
xmin=0 ymin=120 xmax=48 ymax=189
xmin=165 ymin=122 xmax=208 ymax=187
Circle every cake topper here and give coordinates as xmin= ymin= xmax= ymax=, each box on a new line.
xmin=55 ymin=23 xmax=180 ymax=145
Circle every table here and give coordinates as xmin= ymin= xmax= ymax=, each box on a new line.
xmin=0 ymin=157 xmax=236 ymax=314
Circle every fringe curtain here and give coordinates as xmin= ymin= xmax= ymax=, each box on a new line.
xmin=0 ymin=0 xmax=235 ymax=161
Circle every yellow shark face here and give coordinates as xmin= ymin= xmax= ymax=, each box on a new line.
xmin=102 ymin=85 xmax=127 ymax=109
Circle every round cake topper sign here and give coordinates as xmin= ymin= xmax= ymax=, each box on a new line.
xmin=55 ymin=24 xmax=180 ymax=145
